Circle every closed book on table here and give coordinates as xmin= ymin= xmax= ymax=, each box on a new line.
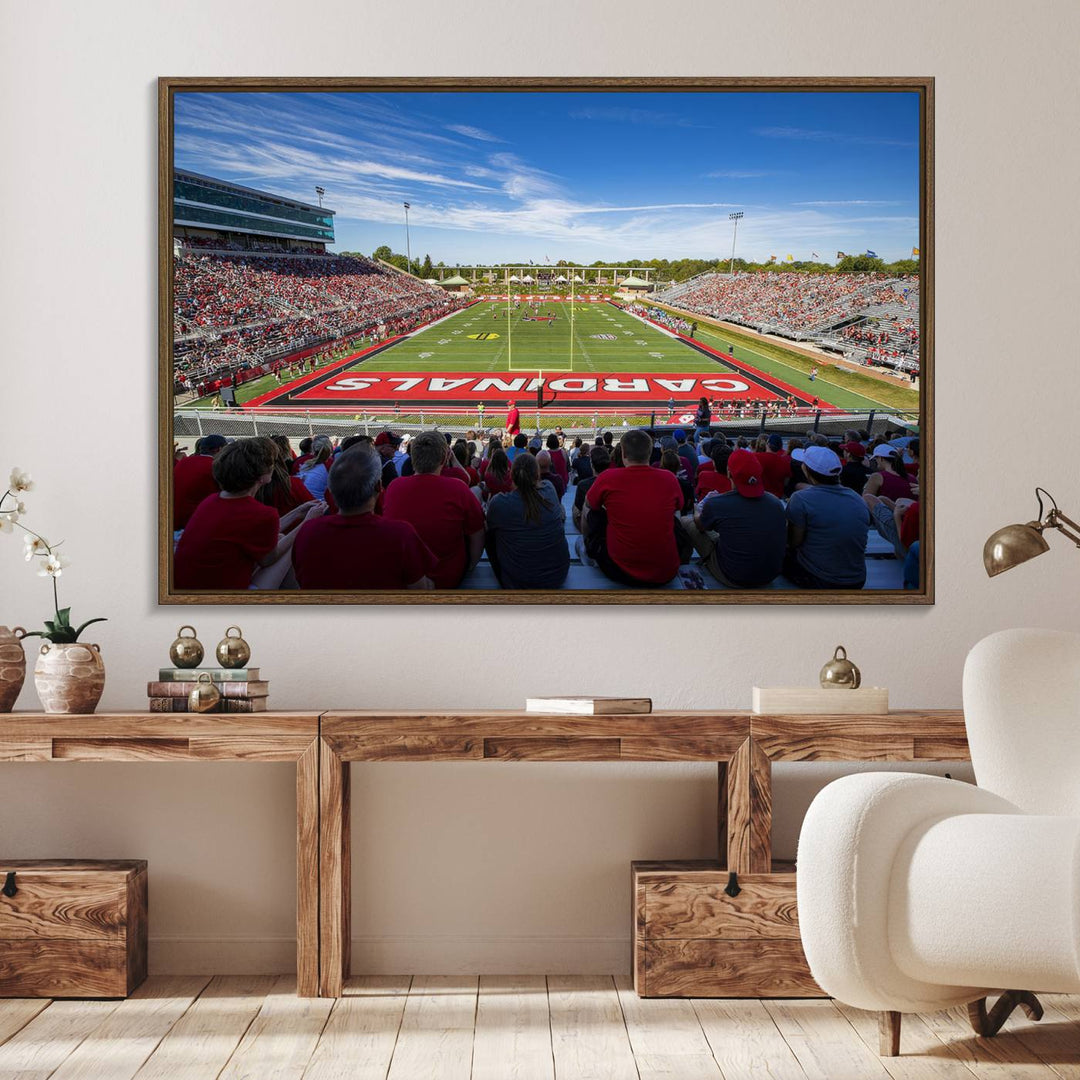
xmin=157 ymin=668 xmax=261 ymax=682
xmin=147 ymin=697 xmax=268 ymax=713
xmin=525 ymin=696 xmax=652 ymax=715
xmin=147 ymin=680 xmax=269 ymax=699
xmin=0 ymin=859 xmax=147 ymax=998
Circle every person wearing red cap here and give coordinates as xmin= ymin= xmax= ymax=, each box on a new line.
xmin=681 ymin=449 xmax=786 ymax=588
xmin=506 ymin=400 xmax=521 ymax=437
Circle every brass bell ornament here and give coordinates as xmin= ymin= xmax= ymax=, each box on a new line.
xmin=215 ymin=626 xmax=251 ymax=669
xmin=169 ymin=625 xmax=204 ymax=669
xmin=820 ymin=645 xmax=861 ymax=689
xmin=188 ymin=672 xmax=221 ymax=713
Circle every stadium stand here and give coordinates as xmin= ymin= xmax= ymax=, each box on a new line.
xmin=651 ymin=271 xmax=920 ymax=374
xmin=173 ymin=248 xmax=463 ymax=392
xmin=171 ymin=430 xmax=913 ymax=593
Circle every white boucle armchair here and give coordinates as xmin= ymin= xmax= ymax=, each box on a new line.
xmin=797 ymin=628 xmax=1080 ymax=1056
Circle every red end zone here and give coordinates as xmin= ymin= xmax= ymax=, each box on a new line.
xmin=289 ymin=371 xmax=787 ymax=405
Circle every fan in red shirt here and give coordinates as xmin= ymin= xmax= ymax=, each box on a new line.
xmin=173 ymin=434 xmax=227 ymax=530
xmin=383 ymin=431 xmax=485 ymax=588
xmin=175 ymin=438 xmax=324 ymax=591
xmin=755 ymin=434 xmax=792 ymax=499
xmin=697 ymin=439 xmax=733 ymax=501
xmin=584 ymin=428 xmax=683 ymax=586
xmin=506 ymin=400 xmax=521 ymax=436
xmin=292 ymin=445 xmax=436 ymax=590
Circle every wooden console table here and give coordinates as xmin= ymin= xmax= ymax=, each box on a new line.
xmin=0 ymin=712 xmax=321 ymax=997
xmin=318 ymin=708 xmax=969 ymax=998
xmin=2 ymin=708 xmax=971 ymax=999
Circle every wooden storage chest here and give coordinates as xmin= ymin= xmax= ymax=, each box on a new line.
xmin=0 ymin=859 xmax=148 ymax=997
xmin=632 ymin=859 xmax=822 ymax=998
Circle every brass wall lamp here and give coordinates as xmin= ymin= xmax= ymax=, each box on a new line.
xmin=984 ymin=488 xmax=1080 ymax=577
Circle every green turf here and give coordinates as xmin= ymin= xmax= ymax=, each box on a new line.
xmin=183 ymin=299 xmax=919 ymax=416
xmin=358 ymin=300 xmax=722 ymax=375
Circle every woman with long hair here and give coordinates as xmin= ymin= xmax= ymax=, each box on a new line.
xmin=298 ymin=436 xmax=333 ymax=500
xmin=256 ymin=437 xmax=316 ymax=519
xmin=693 ymin=395 xmax=712 ymax=445
xmin=485 ymin=452 xmax=569 ymax=589
xmin=863 ymin=445 xmax=916 ymax=500
xmin=660 ymin=449 xmax=694 ymax=514
xmin=481 ymin=448 xmax=513 ymax=500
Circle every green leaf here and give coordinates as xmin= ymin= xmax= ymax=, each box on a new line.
xmin=43 ymin=620 xmax=57 ymax=634
xmin=55 ymin=608 xmax=71 ymax=626
xmin=72 ymin=618 xmax=107 ymax=641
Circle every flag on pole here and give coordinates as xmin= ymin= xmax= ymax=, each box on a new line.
xmin=865 ymin=249 xmax=878 ymax=258
xmin=912 ymin=246 xmax=920 ymax=257
xmin=769 ymin=255 xmax=777 ymax=263
xmin=785 ymin=254 xmax=794 ymax=262
xmin=811 ymin=251 xmax=820 ymax=259
xmin=836 ymin=251 xmax=847 ymax=259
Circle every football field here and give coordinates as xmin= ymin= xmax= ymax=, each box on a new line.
xmin=245 ymin=300 xmax=827 ymax=411
xmin=362 ymin=300 xmax=720 ymax=374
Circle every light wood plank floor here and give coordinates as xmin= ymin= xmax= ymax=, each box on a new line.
xmin=1 ymin=976 xmax=1078 ymax=1080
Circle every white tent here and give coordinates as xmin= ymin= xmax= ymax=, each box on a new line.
xmin=522 ymin=274 xmax=534 ymax=283
xmin=555 ymin=274 xmax=568 ymax=282
xmin=508 ymin=274 xmax=519 ymax=282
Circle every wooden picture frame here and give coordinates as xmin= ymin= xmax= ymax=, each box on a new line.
xmin=159 ymin=76 xmax=933 ymax=605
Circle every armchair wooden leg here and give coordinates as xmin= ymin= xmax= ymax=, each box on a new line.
xmin=879 ymin=1010 xmax=902 ymax=1056
xmin=968 ymin=991 xmax=1044 ymax=1038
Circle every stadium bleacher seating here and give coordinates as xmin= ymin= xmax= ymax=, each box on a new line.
xmin=458 ymin=483 xmax=904 ymax=591
xmin=173 ymin=249 xmax=462 ymax=388
xmin=651 ymin=271 xmax=919 ymax=373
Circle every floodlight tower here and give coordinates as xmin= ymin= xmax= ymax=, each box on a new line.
xmin=728 ymin=211 xmax=744 ymax=275
xmin=315 ymin=185 xmax=325 ymax=207
xmin=403 ymin=202 xmax=413 ymax=275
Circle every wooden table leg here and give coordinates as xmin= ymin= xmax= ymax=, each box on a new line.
xmin=726 ymin=738 xmax=772 ymax=874
xmin=717 ymin=761 xmax=728 ymax=869
xmin=319 ymin=737 xmax=351 ymax=997
xmin=296 ymin=738 xmax=320 ymax=997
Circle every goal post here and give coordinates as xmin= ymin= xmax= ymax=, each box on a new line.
xmin=504 ymin=265 xmax=575 ymax=373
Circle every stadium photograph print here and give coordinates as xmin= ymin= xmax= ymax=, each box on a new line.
xmin=159 ymin=77 xmax=933 ymax=605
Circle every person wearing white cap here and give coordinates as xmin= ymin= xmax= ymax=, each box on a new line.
xmin=784 ymin=445 xmax=871 ymax=589
xmin=863 ymin=444 xmax=916 ymax=501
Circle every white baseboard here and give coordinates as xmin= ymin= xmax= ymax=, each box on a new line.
xmin=148 ymin=935 xmax=630 ymax=975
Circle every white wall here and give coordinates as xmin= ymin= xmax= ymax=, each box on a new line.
xmin=1 ymin=0 xmax=1077 ymax=974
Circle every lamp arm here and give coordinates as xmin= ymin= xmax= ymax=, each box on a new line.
xmin=1047 ymin=509 xmax=1080 ymax=548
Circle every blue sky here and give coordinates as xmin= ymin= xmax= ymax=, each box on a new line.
xmin=175 ymin=90 xmax=920 ymax=264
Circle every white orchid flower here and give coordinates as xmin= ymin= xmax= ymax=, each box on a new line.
xmin=0 ymin=515 xmax=13 ymax=535
xmin=37 ymin=553 xmax=70 ymax=578
xmin=23 ymin=534 xmax=49 ymax=560
xmin=8 ymin=469 xmax=33 ymax=493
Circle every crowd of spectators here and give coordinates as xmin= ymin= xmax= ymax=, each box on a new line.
xmin=173 ymin=250 xmax=462 ymax=388
xmin=172 ymin=418 xmax=919 ymax=593
xmin=663 ymin=272 xmax=918 ymax=336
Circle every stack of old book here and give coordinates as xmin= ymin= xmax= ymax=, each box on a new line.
xmin=148 ymin=667 xmax=268 ymax=712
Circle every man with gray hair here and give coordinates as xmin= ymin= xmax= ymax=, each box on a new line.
xmin=291 ymin=445 xmax=435 ymax=590
xmin=383 ymin=430 xmax=485 ymax=588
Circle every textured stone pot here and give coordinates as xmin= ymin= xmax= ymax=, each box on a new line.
xmin=34 ymin=642 xmax=106 ymax=715
xmin=0 ymin=626 xmax=27 ymax=713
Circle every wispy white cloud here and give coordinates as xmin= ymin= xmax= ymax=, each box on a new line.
xmin=446 ymin=123 xmax=504 ymax=142
xmin=756 ymin=126 xmax=916 ymax=149
xmin=570 ymin=106 xmax=709 ymax=130
xmin=795 ymin=199 xmax=902 ymax=207
xmin=706 ymin=170 xmax=776 ymax=179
